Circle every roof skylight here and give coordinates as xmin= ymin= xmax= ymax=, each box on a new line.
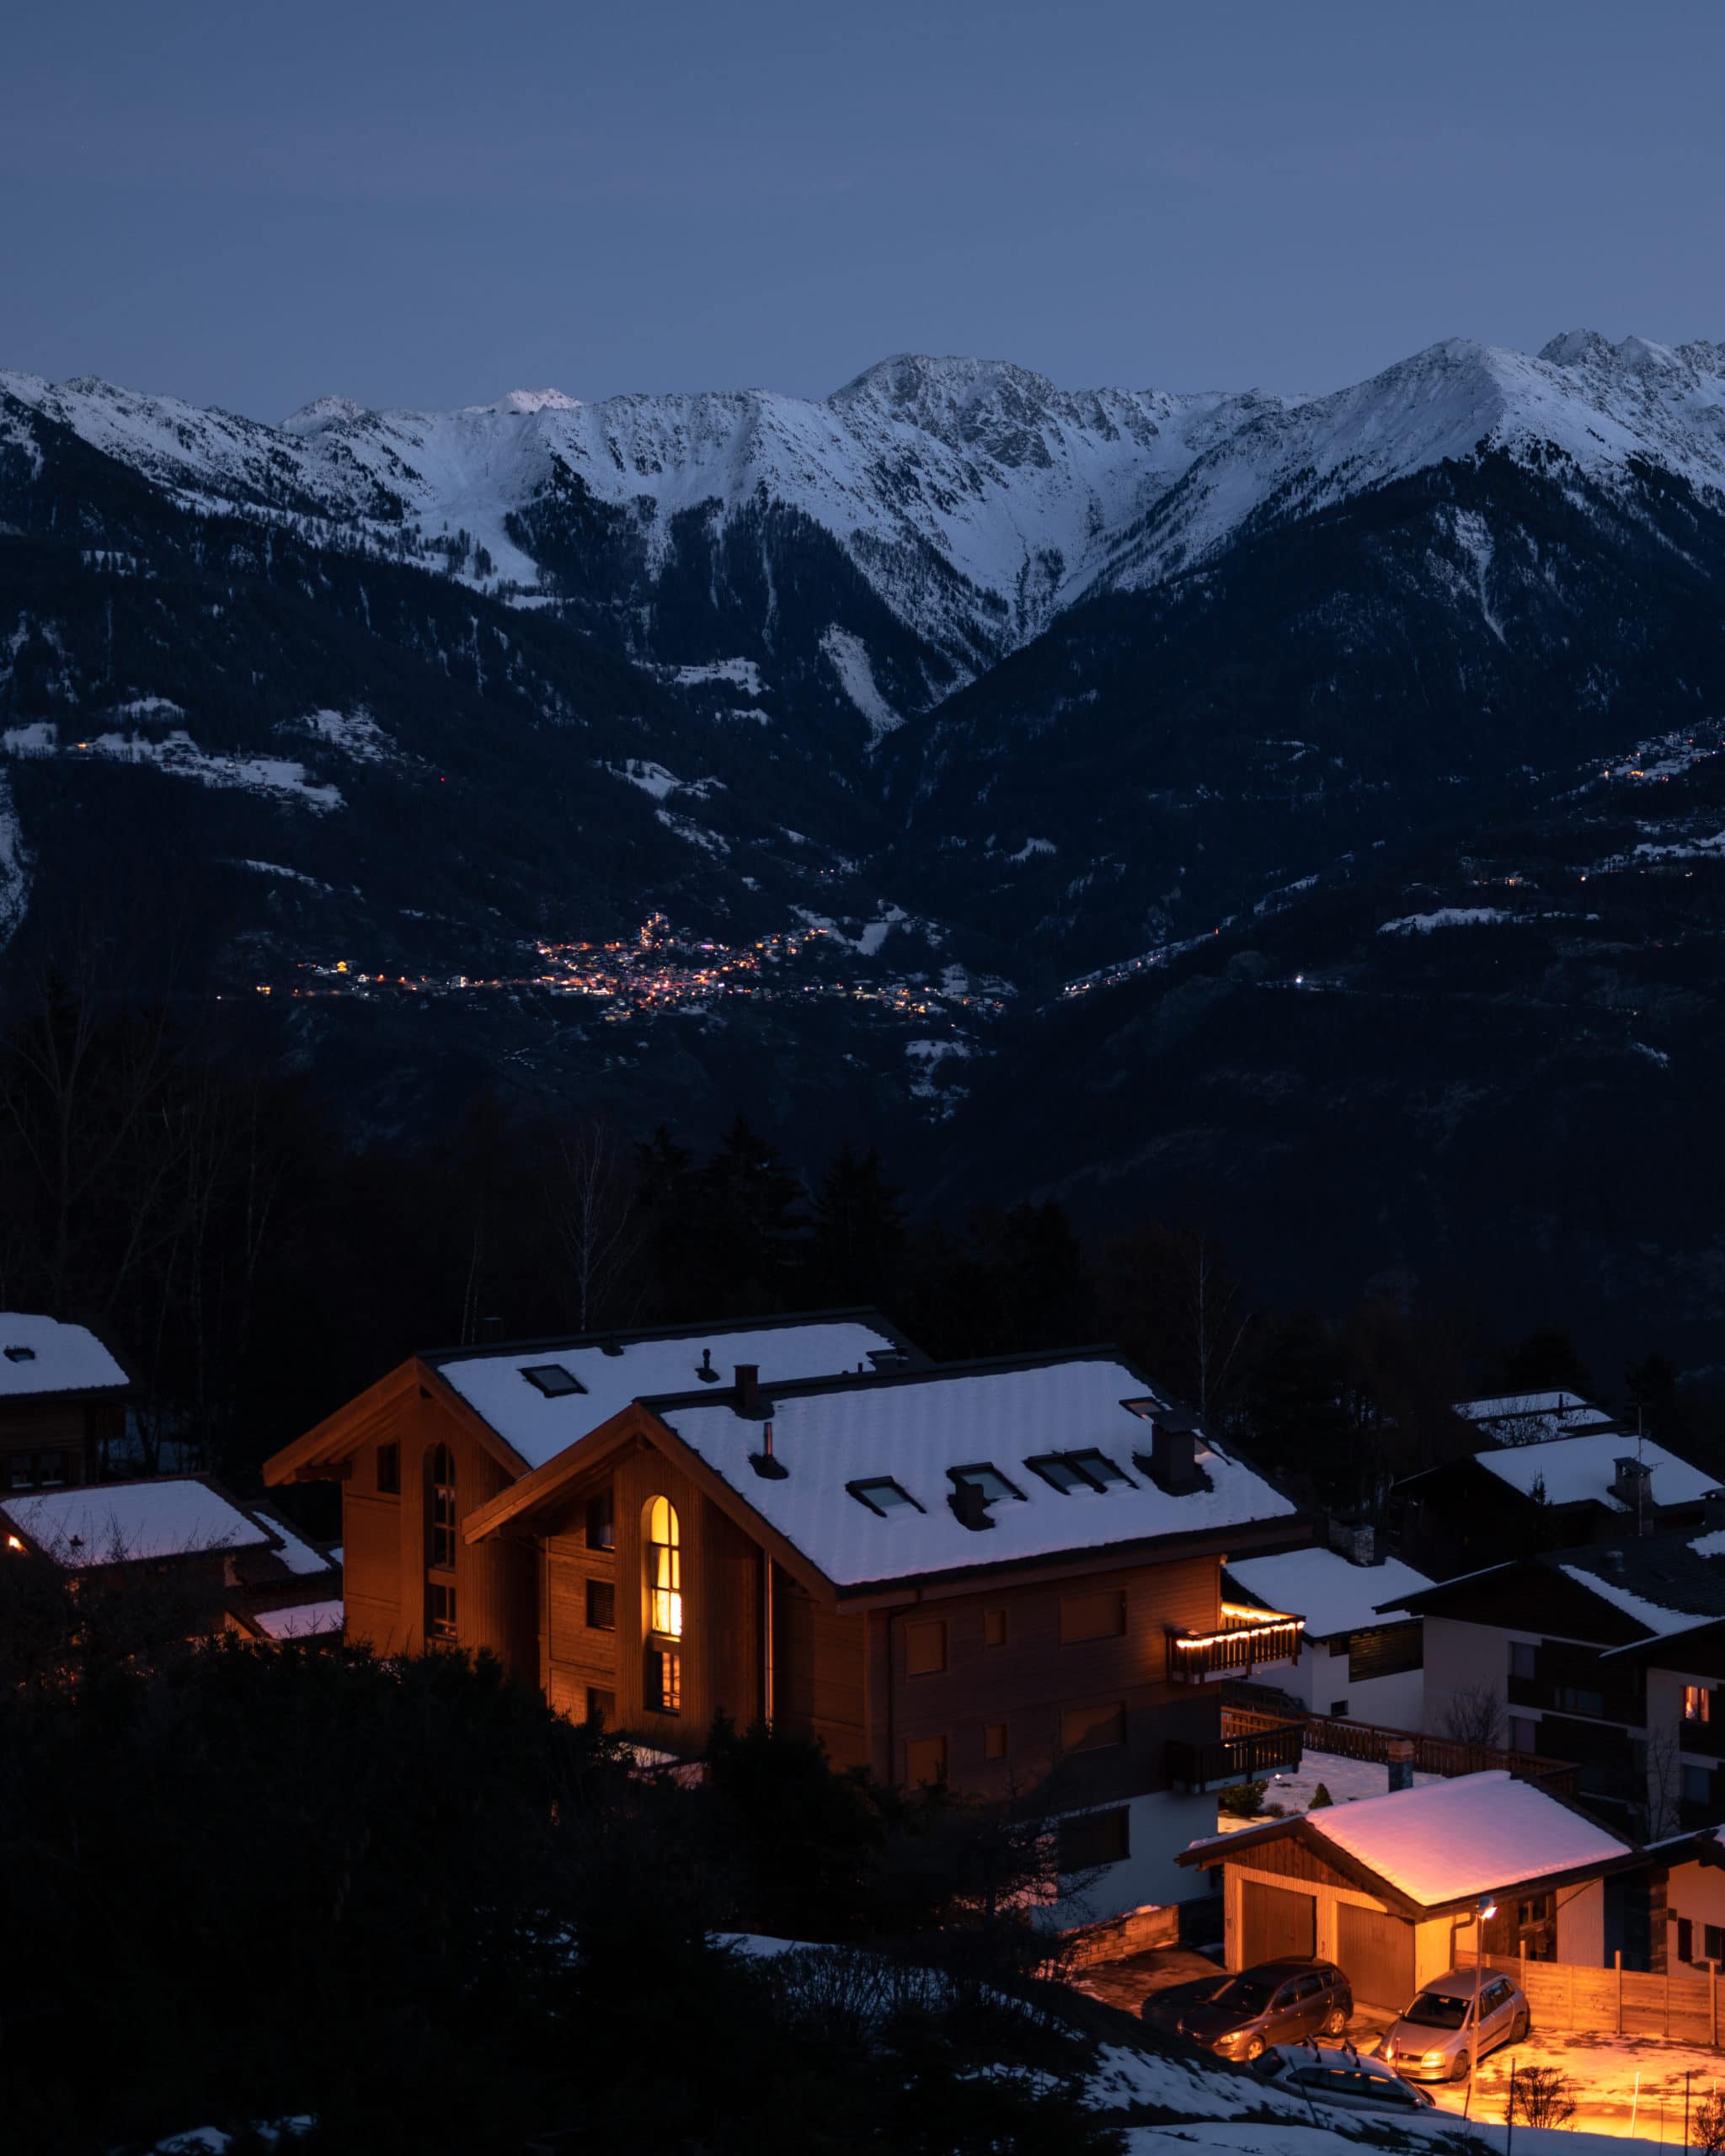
xmin=1066 ymin=1448 xmax=1135 ymax=1489
xmin=3 ymin=1346 xmax=37 ymax=1364
xmin=847 ymin=1476 xmax=923 ymax=1518
xmin=1025 ymin=1449 xmax=1134 ymax=1495
xmin=521 ymin=1363 xmax=587 ymax=1397
xmin=949 ymin=1464 xmax=1023 ymax=1504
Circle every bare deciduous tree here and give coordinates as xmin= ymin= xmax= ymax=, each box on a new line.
xmin=1443 ymin=1683 xmax=1506 ymax=1748
xmin=545 ymin=1118 xmax=647 ymax=1332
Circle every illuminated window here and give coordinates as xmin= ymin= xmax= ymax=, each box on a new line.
xmin=427 ymin=1444 xmax=457 ymax=1569
xmin=646 ymin=1496 xmax=681 ymax=1640
xmin=1685 ymin=1685 xmax=1712 ymax=1725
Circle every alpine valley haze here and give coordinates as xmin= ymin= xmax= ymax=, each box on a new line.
xmin=4 ymin=328 xmax=1725 ymax=1361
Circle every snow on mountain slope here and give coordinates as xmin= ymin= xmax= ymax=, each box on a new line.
xmin=1103 ymin=331 xmax=1725 ymax=587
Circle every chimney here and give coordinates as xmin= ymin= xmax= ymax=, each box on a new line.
xmin=1143 ymin=1418 xmax=1204 ymax=1495
xmin=948 ymin=1481 xmax=996 ymax=1533
xmin=1386 ymin=1737 xmax=1415 ymax=1794
xmin=1612 ymin=1454 xmax=1653 ymax=1527
xmin=750 ymin=1415 xmax=788 ymax=1480
xmin=734 ymin=1364 xmax=762 ymax=1417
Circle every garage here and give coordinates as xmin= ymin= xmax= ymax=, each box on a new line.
xmin=1241 ymin=1878 xmax=1316 ymax=1964
xmin=1336 ymin=1899 xmax=1415 ymax=2010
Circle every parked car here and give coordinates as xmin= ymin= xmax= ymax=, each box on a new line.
xmin=1177 ymin=1958 xmax=1353 ymax=2060
xmin=1378 ymin=1967 xmax=1530 ymax=2081
xmin=1251 ymin=2042 xmax=1438 ymax=2116
xmin=1140 ymin=1972 xmax=1230 ymax=2033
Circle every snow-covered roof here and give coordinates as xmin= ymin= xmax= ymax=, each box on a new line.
xmin=1302 ymin=1771 xmax=1632 ymax=1908
xmin=249 ymin=1509 xmax=335 ymax=1577
xmin=431 ymin=1315 xmax=905 ymax=1471
xmin=1474 ymin=1431 xmax=1717 ymax=1513
xmin=1225 ymin=1549 xmax=1434 ymax=1641
xmin=1453 ymin=1391 xmax=1618 ymax=1445
xmin=0 ymin=1312 xmax=128 ymax=1396
xmin=249 ymin=1598 xmax=344 ymax=1641
xmin=0 ymin=1479 xmax=273 ymax=1568
xmin=649 ymin=1354 xmax=1296 ymax=1590
xmin=1555 ymin=1563 xmax=1712 ymax=1637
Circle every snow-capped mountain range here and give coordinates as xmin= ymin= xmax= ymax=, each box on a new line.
xmin=7 ymin=329 xmax=1722 ymax=705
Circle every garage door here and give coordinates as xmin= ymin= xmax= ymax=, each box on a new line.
xmin=1241 ymin=1879 xmax=1316 ymax=1966
xmin=1336 ymin=1901 xmax=1415 ymax=2011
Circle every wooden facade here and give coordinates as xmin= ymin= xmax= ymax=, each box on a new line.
xmin=268 ymin=1363 xmax=1296 ymax=1819
xmin=1 ymin=1387 xmax=126 ymax=1493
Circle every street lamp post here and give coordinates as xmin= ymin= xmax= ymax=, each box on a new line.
xmin=1461 ymin=1897 xmax=1498 ymax=2121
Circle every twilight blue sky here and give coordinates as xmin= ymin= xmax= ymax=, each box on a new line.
xmin=5 ymin=0 xmax=1722 ymax=420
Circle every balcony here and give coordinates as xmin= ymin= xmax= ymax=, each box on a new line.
xmin=1167 ymin=1605 xmax=1303 ymax=1683
xmin=1167 ymin=1714 xmax=1303 ymax=1791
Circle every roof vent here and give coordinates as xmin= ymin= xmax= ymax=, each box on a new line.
xmin=948 ymin=1480 xmax=996 ymax=1533
xmin=1605 ymin=1548 xmax=1626 ymax=1575
xmin=3 ymin=1346 xmax=36 ymax=1364
xmin=696 ymin=1347 xmax=722 ymax=1384
xmin=601 ymin=1335 xmax=625 ymax=1358
xmin=1141 ymin=1418 xmax=1207 ymax=1496
xmin=750 ymin=1417 xmax=788 ymax=1481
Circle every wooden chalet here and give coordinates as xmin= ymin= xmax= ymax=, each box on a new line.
xmin=1178 ymin=1770 xmax=1638 ymax=2010
xmin=264 ymin=1317 xmax=1313 ymax=1916
xmin=0 ymin=1312 xmax=130 ymax=1493
xmin=1397 ymin=1428 xmax=1719 ymax=1577
xmin=1223 ymin=1545 xmax=1434 ymax=1728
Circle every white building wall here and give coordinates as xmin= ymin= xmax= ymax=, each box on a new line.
xmin=1273 ymin=1636 xmax=1424 ymax=1729
xmin=1422 ymin=1615 xmax=1517 ymax=1737
xmin=1053 ymin=1788 xmax=1220 ymax=1926
xmin=1557 ymin=1876 xmax=1606 ymax=1964
xmin=1662 ymin=1858 xmax=1725 ymax=1966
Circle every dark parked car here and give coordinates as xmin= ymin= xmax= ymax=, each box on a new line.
xmin=1140 ymin=1972 xmax=1231 ymax=2033
xmin=1251 ymin=2043 xmax=1437 ymax=2116
xmin=1178 ymin=1958 xmax=1353 ymax=2061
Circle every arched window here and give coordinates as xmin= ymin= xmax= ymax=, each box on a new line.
xmin=426 ymin=1443 xmax=457 ymax=1640
xmin=645 ymin=1496 xmax=681 ymax=1714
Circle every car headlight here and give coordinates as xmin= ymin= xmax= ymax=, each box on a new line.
xmin=1422 ymin=2050 xmax=1447 ymax=2066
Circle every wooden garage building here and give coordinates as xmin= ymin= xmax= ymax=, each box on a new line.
xmin=1178 ymin=1769 xmax=1638 ymax=2009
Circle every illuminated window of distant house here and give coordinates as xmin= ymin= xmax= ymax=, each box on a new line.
xmin=1061 ymin=1700 xmax=1127 ymax=1751
xmin=983 ymin=1607 xmax=1008 ymax=1648
xmin=905 ymin=1733 xmax=948 ymax=1785
xmin=1685 ymin=1685 xmax=1712 ymax=1725
xmin=377 ymin=1442 xmax=400 ymax=1495
xmin=645 ymin=1497 xmax=682 ymax=1714
xmin=425 ymin=1443 xmax=457 ymax=1640
xmin=585 ymin=1488 xmax=615 ymax=1550
xmin=984 ymin=1721 xmax=1008 ymax=1761
xmin=905 ymin=1619 xmax=947 ymax=1676
xmin=586 ymin=1578 xmax=616 ymax=1631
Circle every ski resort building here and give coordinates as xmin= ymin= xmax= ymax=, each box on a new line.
xmin=263 ymin=1316 xmax=1311 ymax=1916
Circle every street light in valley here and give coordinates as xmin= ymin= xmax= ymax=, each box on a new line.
xmin=1461 ymin=1898 xmax=1498 ymax=2121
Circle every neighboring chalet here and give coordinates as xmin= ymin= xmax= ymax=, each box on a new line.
xmin=1179 ymin=1770 xmax=1638 ymax=2009
xmin=0 ymin=1312 xmax=129 ymax=1493
xmin=1452 ymin=1391 xmax=1624 ymax=1449
xmin=0 ymin=1475 xmax=342 ymax=1640
xmin=1387 ymin=1531 xmax=1725 ymax=1840
xmin=263 ymin=1315 xmax=1312 ymax=1915
xmin=1224 ymin=1546 xmax=1434 ymax=1728
xmin=1397 ymin=1429 xmax=1719 ymax=1577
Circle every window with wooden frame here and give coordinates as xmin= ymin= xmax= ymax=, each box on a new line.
xmin=646 ymin=1496 xmax=681 ymax=1640
xmin=1060 ymin=1587 xmax=1126 ymax=1644
xmin=585 ymin=1487 xmax=615 ymax=1551
xmin=905 ymin=1618 xmax=948 ymax=1676
xmin=1060 ymin=1700 xmax=1126 ymax=1752
xmin=983 ymin=1721 xmax=1008 ymax=1761
xmin=427 ymin=1444 xmax=457 ymax=1569
xmin=586 ymin=1687 xmax=615 ymax=1727
xmin=1685 ymin=1684 xmax=1712 ymax=1726
xmin=427 ymin=1580 xmax=457 ymax=1641
xmin=647 ymin=1647 xmax=681 ymax=1716
xmin=586 ymin=1577 xmax=616 ymax=1631
xmin=905 ymin=1733 xmax=948 ymax=1785
xmin=983 ymin=1607 xmax=1008 ymax=1648
xmin=377 ymin=1441 xmax=400 ymax=1495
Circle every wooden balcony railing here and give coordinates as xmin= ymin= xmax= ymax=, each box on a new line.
xmin=1222 ymin=1704 xmax=1578 ymax=1801
xmin=1167 ymin=1611 xmax=1303 ymax=1682
xmin=1167 ymin=1716 xmax=1304 ymax=1791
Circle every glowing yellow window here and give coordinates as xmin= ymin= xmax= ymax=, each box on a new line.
xmin=648 ymin=1496 xmax=682 ymax=1640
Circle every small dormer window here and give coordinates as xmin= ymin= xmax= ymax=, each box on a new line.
xmin=521 ymin=1364 xmax=585 ymax=1397
xmin=847 ymin=1476 xmax=922 ymax=1518
xmin=3 ymin=1346 xmax=36 ymax=1364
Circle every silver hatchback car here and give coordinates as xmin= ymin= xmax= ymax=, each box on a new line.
xmin=1379 ymin=1967 xmax=1530 ymax=2081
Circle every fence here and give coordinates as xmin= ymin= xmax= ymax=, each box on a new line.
xmin=1517 ymin=1951 xmax=1722 ymax=2047
xmin=1220 ymin=1703 xmax=1578 ymax=1799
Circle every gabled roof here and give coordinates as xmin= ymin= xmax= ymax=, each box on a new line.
xmin=264 ymin=1309 xmax=916 ymax=1486
xmin=1180 ymin=1770 xmax=1637 ymax=1917
xmin=0 ymin=1312 xmax=129 ymax=1399
xmin=1402 ymin=1429 xmax=1718 ymax=1514
xmin=1225 ymin=1548 xmax=1434 ymax=1641
xmin=1 ymin=1477 xmax=275 ymax=1570
xmin=1452 ymin=1391 xmax=1621 ymax=1445
xmin=1386 ymin=1533 xmax=1725 ymax=1648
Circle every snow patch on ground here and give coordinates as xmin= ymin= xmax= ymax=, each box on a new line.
xmin=227 ymin=859 xmax=335 ymax=890
xmin=606 ymin=759 xmax=722 ymax=803
xmin=654 ymin=808 xmax=729 ymax=856
xmin=0 ymin=773 xmax=30 ymax=948
xmin=286 ymin=707 xmax=395 ymax=764
xmin=669 ymin=657 xmax=764 ymax=694
xmin=2 ymin=720 xmax=57 ymax=755
xmin=821 ymin=626 xmax=903 ymax=746
xmin=4 ymin=725 xmax=341 ymax=810
xmin=1377 ymin=907 xmax=1515 ymax=934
